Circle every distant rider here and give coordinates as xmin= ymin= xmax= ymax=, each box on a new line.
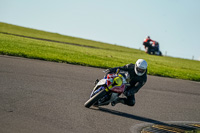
xmin=143 ymin=36 xmax=155 ymax=53
xmin=106 ymin=59 xmax=148 ymax=106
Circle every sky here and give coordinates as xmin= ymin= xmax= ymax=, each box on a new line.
xmin=0 ymin=0 xmax=200 ymax=61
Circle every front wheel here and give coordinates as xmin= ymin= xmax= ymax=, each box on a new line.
xmin=84 ymin=90 xmax=107 ymax=108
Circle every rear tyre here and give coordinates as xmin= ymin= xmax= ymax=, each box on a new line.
xmin=84 ymin=90 xmax=107 ymax=108
xmin=159 ymin=51 xmax=162 ymax=56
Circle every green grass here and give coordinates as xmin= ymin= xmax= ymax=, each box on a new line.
xmin=0 ymin=22 xmax=200 ymax=81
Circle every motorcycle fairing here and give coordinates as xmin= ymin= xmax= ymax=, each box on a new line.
xmin=110 ymin=84 xmax=125 ymax=93
xmin=90 ymin=79 xmax=107 ymax=98
xmin=90 ymin=73 xmax=125 ymax=99
xmin=96 ymin=79 xmax=107 ymax=86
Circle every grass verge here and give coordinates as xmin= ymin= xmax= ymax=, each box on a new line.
xmin=0 ymin=22 xmax=200 ymax=81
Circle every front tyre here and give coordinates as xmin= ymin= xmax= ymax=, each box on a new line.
xmin=84 ymin=90 xmax=107 ymax=108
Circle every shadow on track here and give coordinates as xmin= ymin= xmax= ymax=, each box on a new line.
xmin=91 ymin=107 xmax=199 ymax=132
xmin=91 ymin=107 xmax=165 ymax=125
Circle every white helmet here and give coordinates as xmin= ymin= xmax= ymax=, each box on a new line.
xmin=135 ymin=59 xmax=148 ymax=76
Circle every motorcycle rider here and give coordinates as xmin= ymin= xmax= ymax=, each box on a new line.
xmin=106 ymin=59 xmax=148 ymax=106
xmin=143 ymin=36 xmax=155 ymax=53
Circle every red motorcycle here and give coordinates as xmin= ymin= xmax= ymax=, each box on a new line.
xmin=84 ymin=70 xmax=129 ymax=108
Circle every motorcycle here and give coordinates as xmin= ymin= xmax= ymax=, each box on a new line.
xmin=84 ymin=70 xmax=129 ymax=108
xmin=144 ymin=41 xmax=162 ymax=56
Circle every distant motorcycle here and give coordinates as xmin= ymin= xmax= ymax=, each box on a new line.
xmin=144 ymin=41 xmax=162 ymax=56
xmin=84 ymin=70 xmax=129 ymax=108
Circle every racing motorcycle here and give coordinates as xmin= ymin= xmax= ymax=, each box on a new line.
xmin=84 ymin=70 xmax=129 ymax=108
xmin=144 ymin=41 xmax=162 ymax=56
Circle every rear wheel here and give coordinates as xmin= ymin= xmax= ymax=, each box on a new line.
xmin=159 ymin=51 xmax=162 ymax=56
xmin=84 ymin=90 xmax=107 ymax=108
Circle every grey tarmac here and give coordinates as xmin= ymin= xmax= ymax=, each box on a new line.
xmin=0 ymin=55 xmax=200 ymax=133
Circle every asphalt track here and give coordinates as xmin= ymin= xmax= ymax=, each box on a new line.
xmin=0 ymin=55 xmax=200 ymax=133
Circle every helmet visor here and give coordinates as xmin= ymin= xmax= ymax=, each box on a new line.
xmin=136 ymin=67 xmax=146 ymax=74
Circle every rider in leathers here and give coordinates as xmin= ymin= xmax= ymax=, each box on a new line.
xmin=143 ymin=36 xmax=155 ymax=54
xmin=107 ymin=59 xmax=147 ymax=106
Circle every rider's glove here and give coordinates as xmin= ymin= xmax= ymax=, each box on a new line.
xmin=104 ymin=68 xmax=116 ymax=74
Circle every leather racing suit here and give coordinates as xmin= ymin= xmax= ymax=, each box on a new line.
xmin=108 ymin=63 xmax=147 ymax=106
